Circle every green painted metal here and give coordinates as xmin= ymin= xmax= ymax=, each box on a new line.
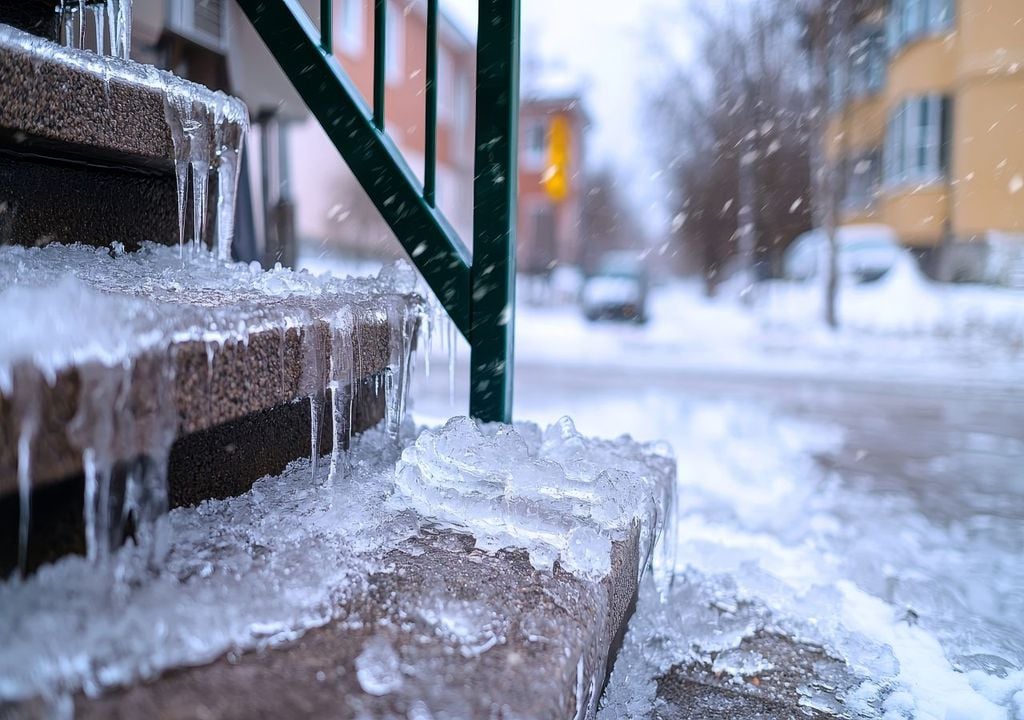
xmin=373 ymin=0 xmax=386 ymax=130
xmin=423 ymin=0 xmax=438 ymax=208
xmin=469 ymin=0 xmax=520 ymax=423
xmin=234 ymin=0 xmax=519 ymax=423
xmin=319 ymin=0 xmax=331 ymax=52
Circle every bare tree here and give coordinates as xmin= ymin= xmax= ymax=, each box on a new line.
xmin=651 ymin=0 xmax=813 ymax=298
xmin=799 ymin=0 xmax=858 ymax=329
xmin=580 ymin=169 xmax=647 ymax=274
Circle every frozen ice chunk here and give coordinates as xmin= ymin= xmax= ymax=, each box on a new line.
xmin=355 ymin=635 xmax=404 ymax=696
xmin=391 ymin=416 xmax=673 ymax=580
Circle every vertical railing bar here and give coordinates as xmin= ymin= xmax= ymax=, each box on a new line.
xmin=469 ymin=0 xmax=520 ymax=423
xmin=423 ymin=0 xmax=438 ymax=206
xmin=319 ymin=0 xmax=332 ymax=53
xmin=373 ymin=0 xmax=387 ymax=130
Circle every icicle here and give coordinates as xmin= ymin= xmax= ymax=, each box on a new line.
xmin=12 ymin=366 xmax=41 ymax=577
xmin=277 ymin=326 xmax=287 ymax=397
xmin=326 ymin=309 xmax=354 ymax=488
xmin=82 ymin=448 xmax=101 ymax=562
xmin=447 ymin=315 xmax=456 ymax=407
xmin=115 ymin=0 xmax=131 ymax=60
xmin=105 ymin=0 xmax=118 ymax=57
xmin=16 ymin=423 xmax=34 ymax=575
xmin=91 ymin=4 xmax=104 ymax=55
xmin=309 ymin=391 xmax=323 ymax=479
xmin=211 ymin=92 xmax=249 ymax=261
xmin=77 ymin=0 xmax=86 ymax=50
xmin=383 ymin=297 xmax=416 ymax=441
xmin=69 ymin=357 xmax=176 ymax=567
xmin=299 ymin=321 xmax=327 ymax=481
xmin=188 ymin=99 xmax=212 ymax=253
xmin=62 ymin=3 xmax=74 ymax=48
xmin=163 ymin=92 xmax=191 ymax=255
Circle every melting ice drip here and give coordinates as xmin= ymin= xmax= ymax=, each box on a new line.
xmin=56 ymin=0 xmax=131 ymax=60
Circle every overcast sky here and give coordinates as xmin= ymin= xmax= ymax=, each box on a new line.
xmin=443 ymin=0 xmax=695 ymax=237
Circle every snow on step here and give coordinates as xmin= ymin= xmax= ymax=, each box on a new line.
xmin=0 ymin=242 xmax=425 ymax=574
xmin=0 ymin=418 xmax=675 ymax=717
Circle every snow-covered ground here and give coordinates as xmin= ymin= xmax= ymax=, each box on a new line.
xmin=514 ymin=255 xmax=1024 ymax=386
xmin=302 ymin=245 xmax=1024 ymax=386
xmin=304 ymin=246 xmax=1024 ymax=718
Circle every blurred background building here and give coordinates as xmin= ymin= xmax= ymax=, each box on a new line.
xmin=125 ymin=0 xmax=589 ymax=274
xmin=827 ymin=0 xmax=1024 ymax=281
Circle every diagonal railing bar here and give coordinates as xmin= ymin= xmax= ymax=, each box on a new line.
xmin=235 ymin=0 xmax=472 ymax=338
xmin=235 ymin=0 xmax=519 ymax=423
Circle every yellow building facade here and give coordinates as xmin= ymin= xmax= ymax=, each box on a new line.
xmin=828 ymin=0 xmax=1024 ymax=279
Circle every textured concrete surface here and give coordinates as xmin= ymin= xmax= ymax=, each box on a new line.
xmin=653 ymin=633 xmax=850 ymax=719
xmin=0 ymin=26 xmax=174 ymax=164
xmin=0 ymin=316 xmax=399 ymax=498
xmin=73 ymin=529 xmax=642 ymax=720
xmin=0 ymin=148 xmax=181 ymax=247
xmin=0 ymin=377 xmax=387 ymax=575
xmin=0 ymin=23 xmax=236 ymax=249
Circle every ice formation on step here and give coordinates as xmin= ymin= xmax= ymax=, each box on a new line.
xmin=0 ymin=243 xmax=426 ymax=569
xmin=56 ymin=0 xmax=131 ymax=59
xmin=162 ymin=81 xmax=249 ymax=260
xmin=355 ymin=636 xmax=404 ymax=696
xmin=391 ymin=416 xmax=675 ymax=580
xmin=0 ymin=419 xmax=672 ymax=705
xmin=0 ymin=22 xmax=248 ymax=260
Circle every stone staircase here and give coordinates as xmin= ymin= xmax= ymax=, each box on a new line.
xmin=0 ymin=7 xmax=673 ymax=718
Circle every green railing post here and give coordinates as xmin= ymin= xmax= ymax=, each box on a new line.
xmin=469 ymin=0 xmax=519 ymax=423
xmin=234 ymin=0 xmax=519 ymax=424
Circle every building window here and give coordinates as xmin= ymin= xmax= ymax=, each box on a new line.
xmin=851 ymin=27 xmax=885 ymax=97
xmin=340 ymin=0 xmax=363 ymax=55
xmin=887 ymin=0 xmax=954 ymax=52
xmin=884 ymin=95 xmax=952 ymax=186
xmin=844 ymin=149 xmax=882 ymax=210
xmin=386 ymin=1 xmax=404 ymax=84
xmin=829 ymin=25 xmax=885 ymax=109
xmin=524 ymin=119 xmax=547 ymax=169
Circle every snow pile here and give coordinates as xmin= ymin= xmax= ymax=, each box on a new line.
xmin=0 ymin=417 xmax=671 ymax=704
xmin=593 ymin=401 xmax=1024 ymax=719
xmin=391 ymin=416 xmax=674 ymax=580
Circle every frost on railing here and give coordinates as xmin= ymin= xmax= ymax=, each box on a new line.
xmin=0 ymin=243 xmax=426 ymax=577
xmin=56 ymin=0 xmax=132 ymax=60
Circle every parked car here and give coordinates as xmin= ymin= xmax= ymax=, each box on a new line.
xmin=581 ymin=252 xmax=648 ymax=323
xmin=784 ymin=224 xmax=902 ymax=284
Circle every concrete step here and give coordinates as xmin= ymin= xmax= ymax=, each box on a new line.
xmin=0 ymin=242 xmax=424 ymax=574
xmin=0 ymin=23 xmax=243 ymax=251
xmin=73 ymin=529 xmax=641 ymax=720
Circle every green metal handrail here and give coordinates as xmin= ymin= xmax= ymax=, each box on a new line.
xmin=235 ymin=0 xmax=519 ymax=423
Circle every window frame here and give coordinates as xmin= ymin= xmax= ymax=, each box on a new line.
xmin=884 ymin=95 xmax=951 ymax=187
xmin=887 ymin=0 xmax=956 ymax=54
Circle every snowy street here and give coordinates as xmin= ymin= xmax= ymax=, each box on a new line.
xmin=411 ymin=279 xmax=1024 ymax=718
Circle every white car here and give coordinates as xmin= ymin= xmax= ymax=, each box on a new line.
xmin=785 ymin=224 xmax=903 ymax=284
